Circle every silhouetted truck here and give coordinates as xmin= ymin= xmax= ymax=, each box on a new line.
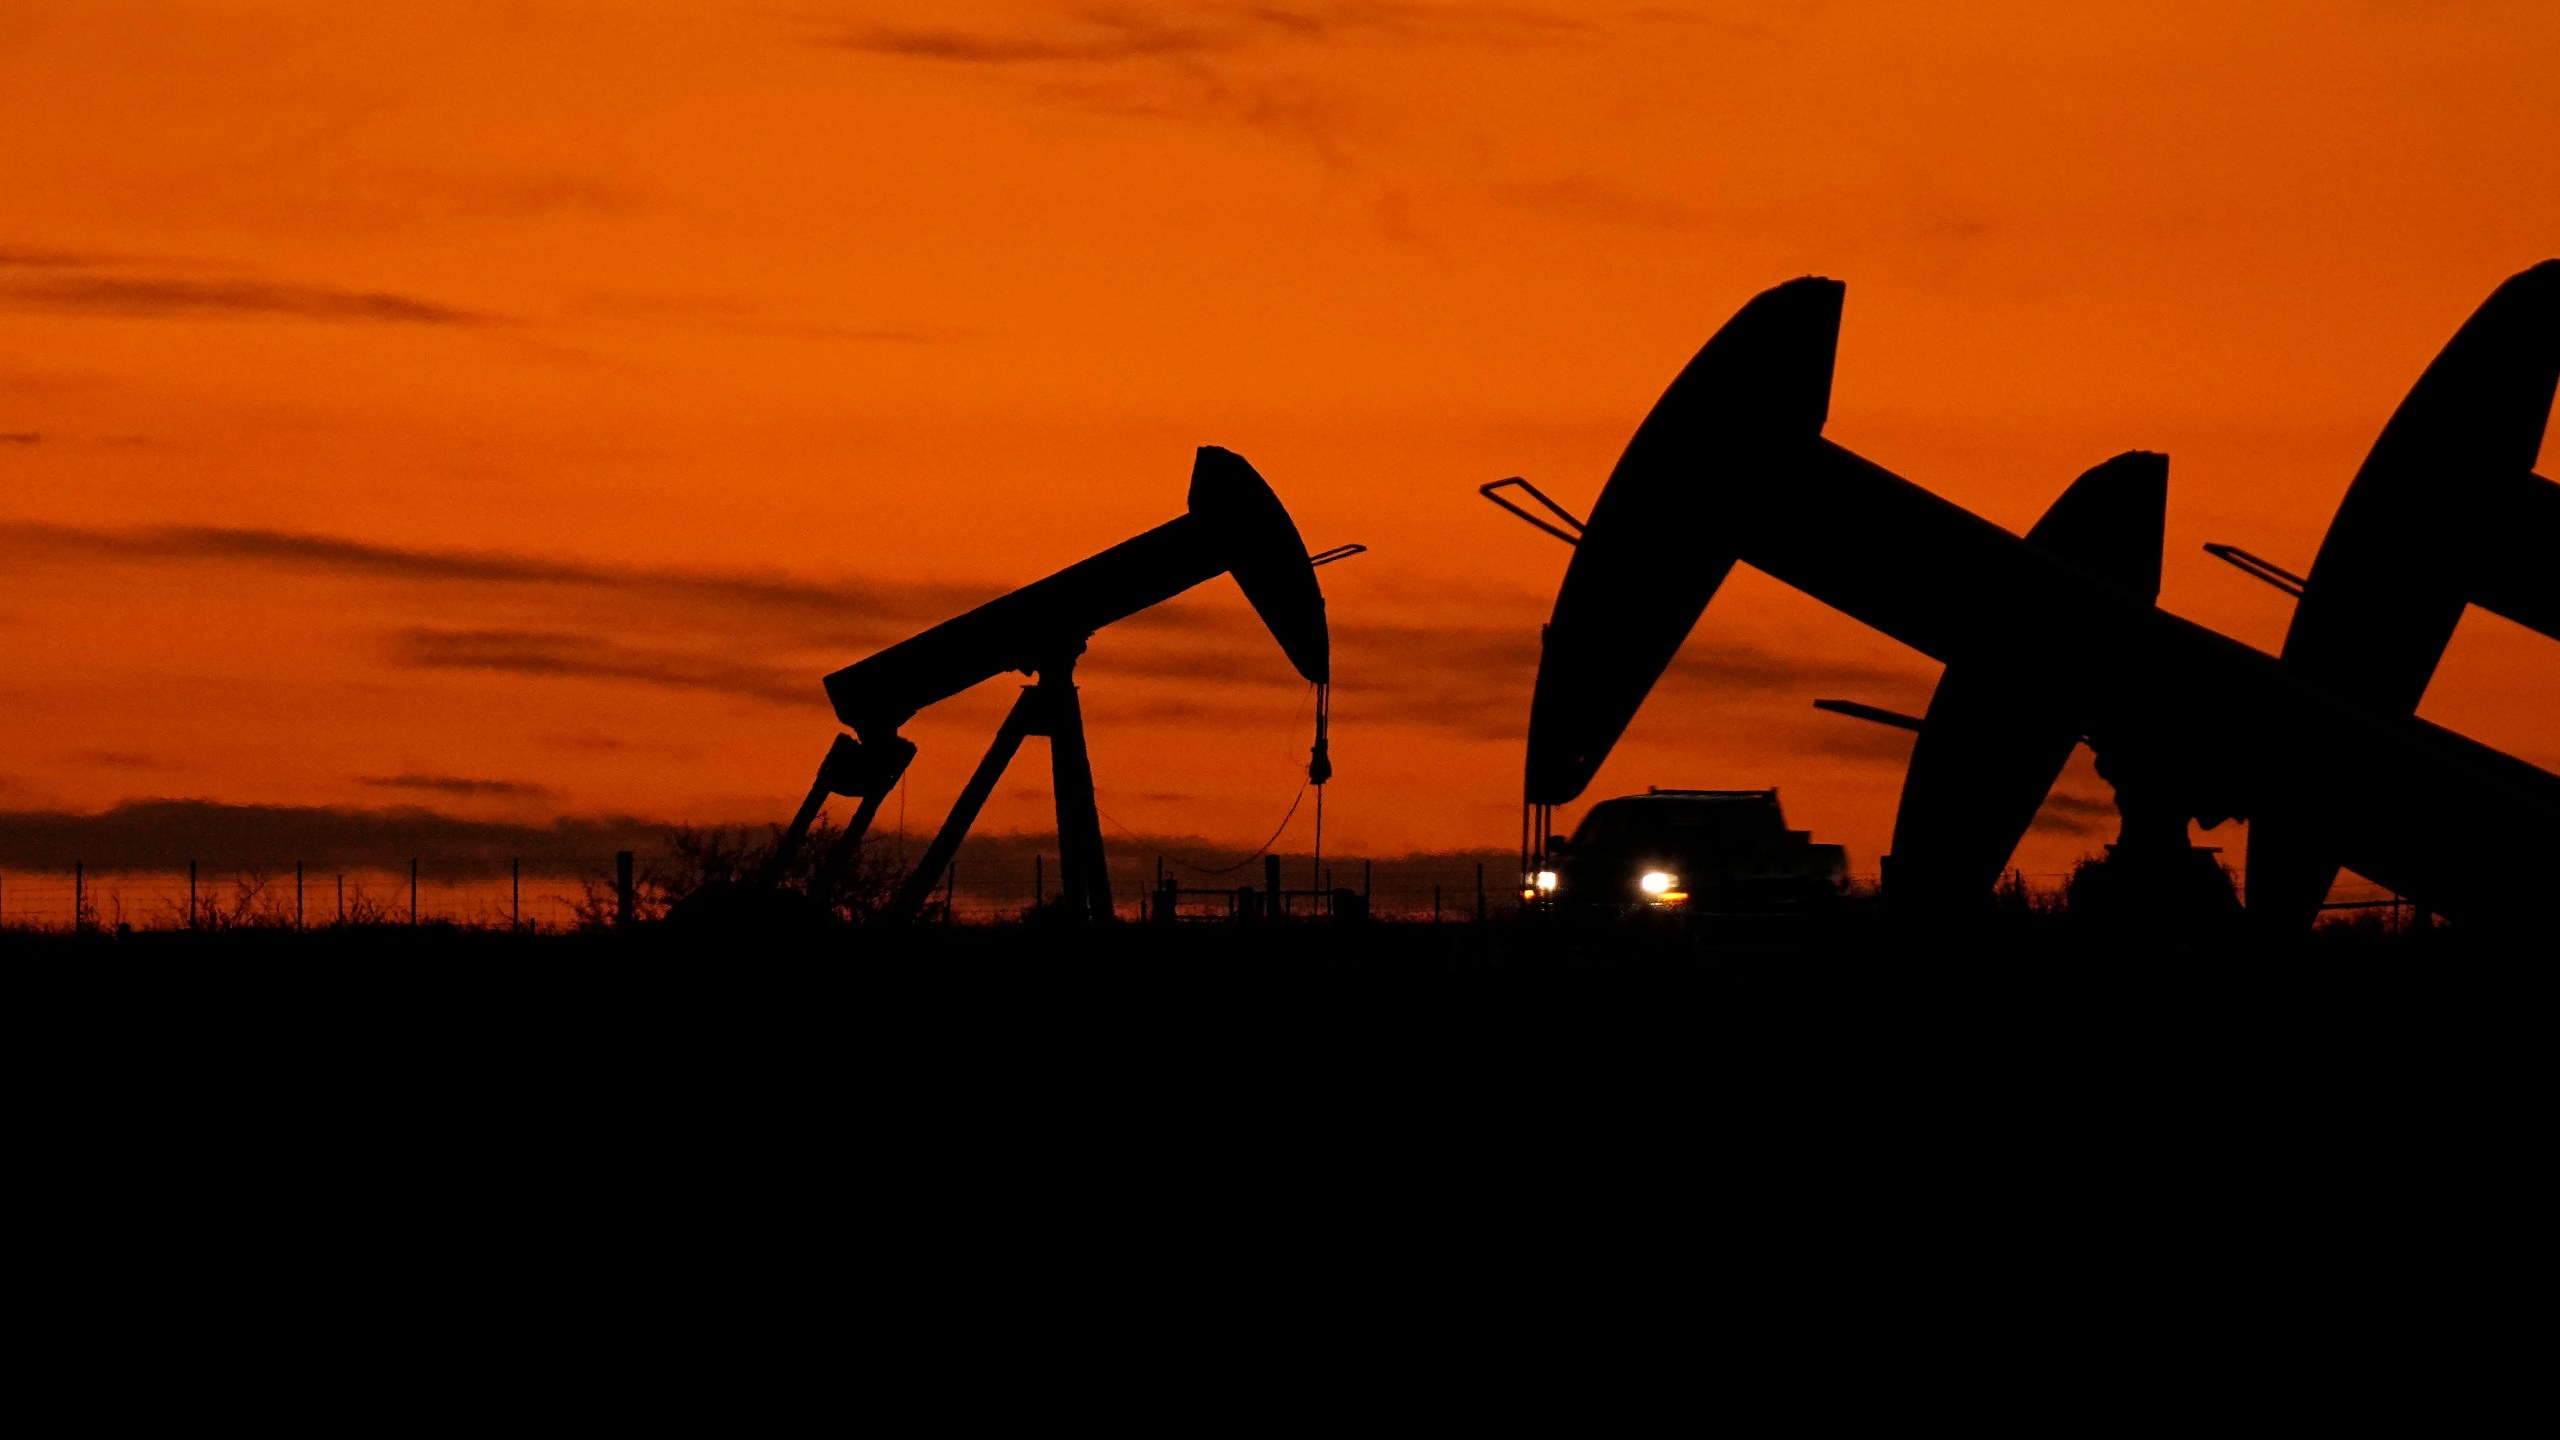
xmin=1532 ymin=788 xmax=1847 ymax=913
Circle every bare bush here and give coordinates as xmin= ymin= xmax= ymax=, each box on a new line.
xmin=338 ymin=882 xmax=400 ymax=928
xmin=165 ymin=869 xmax=300 ymax=932
xmin=570 ymin=814 xmax=912 ymax=931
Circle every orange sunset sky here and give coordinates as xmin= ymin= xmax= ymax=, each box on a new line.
xmin=4 ymin=0 xmax=2555 ymax=879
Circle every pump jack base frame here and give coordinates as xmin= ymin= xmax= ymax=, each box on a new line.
xmin=788 ymin=659 xmax=1116 ymax=924
xmin=876 ymin=662 xmax=1113 ymax=923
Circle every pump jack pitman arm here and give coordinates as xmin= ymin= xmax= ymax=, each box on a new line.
xmin=768 ymin=732 xmax=915 ymax=883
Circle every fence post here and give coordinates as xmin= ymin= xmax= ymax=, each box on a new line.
xmin=615 ymin=851 xmax=635 ymax=930
xmin=410 ymin=858 xmax=419 ymax=928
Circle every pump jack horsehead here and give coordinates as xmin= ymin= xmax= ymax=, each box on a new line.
xmin=1515 ymin=264 xmax=2560 ymax=931
xmin=775 ymin=446 xmax=1351 ymax=922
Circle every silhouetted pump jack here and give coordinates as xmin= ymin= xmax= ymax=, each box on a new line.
xmin=775 ymin=446 xmax=1338 ymax=923
xmin=1517 ymin=273 xmax=2559 ymax=931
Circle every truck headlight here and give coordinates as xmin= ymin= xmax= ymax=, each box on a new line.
xmin=1639 ymin=870 xmax=1677 ymax=896
xmin=1533 ymin=870 xmax=1558 ymax=893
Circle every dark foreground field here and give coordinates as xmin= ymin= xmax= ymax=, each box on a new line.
xmin=12 ymin=908 xmax=2533 ymax=1083
xmin=13 ymin=910 xmax=2543 ymax=1376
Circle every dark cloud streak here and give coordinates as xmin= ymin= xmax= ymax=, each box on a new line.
xmin=2 ymin=521 xmax=1938 ymax=769
xmin=831 ymin=3 xmax=1588 ymax=63
xmin=0 ymin=520 xmax=984 ymax=632
xmin=835 ymin=14 xmax=1218 ymax=63
xmin=0 ymin=797 xmax=1531 ymax=897
xmin=0 ymin=246 xmax=109 ymax=268
xmin=1 ymin=274 xmax=485 ymax=325
xmin=358 ymin=774 xmax=557 ymax=800
xmin=0 ymin=798 xmax=667 ymax=877
xmin=2029 ymin=790 xmax=2117 ymax=838
xmin=389 ymin=628 xmax=818 ymax=707
xmin=818 ymin=3 xmax=1594 ymax=169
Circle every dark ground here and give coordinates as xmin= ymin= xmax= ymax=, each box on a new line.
xmin=10 ymin=911 xmax=2542 ymax=1390
xmin=12 ymin=909 xmax=2534 ymax=1091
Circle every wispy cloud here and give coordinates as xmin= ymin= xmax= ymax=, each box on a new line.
xmin=2029 ymin=789 xmax=2115 ymax=837
xmin=815 ymin=2 xmax=1594 ymax=168
xmin=389 ymin=628 xmax=819 ymax=707
xmin=358 ymin=774 xmax=558 ymax=800
xmin=3 ymin=519 xmax=1939 ymax=776
xmin=0 ymin=274 xmax=486 ymax=325
xmin=834 ymin=11 xmax=1220 ymax=63
xmin=560 ymin=291 xmax=967 ymax=345
xmin=0 ymin=521 xmax=985 ymax=639
xmin=2 ymin=241 xmax=496 ymax=329
xmin=0 ymin=246 xmax=113 ymax=268
xmin=67 ymin=749 xmax=161 ymax=770
xmin=1491 ymin=174 xmax=1700 ymax=230
xmin=358 ymin=594 xmax=1929 ymax=747
xmin=1078 ymin=608 xmax=1933 ymax=745
xmin=828 ymin=5 xmax=1585 ymax=65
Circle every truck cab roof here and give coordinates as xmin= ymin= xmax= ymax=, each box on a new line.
xmin=1567 ymin=789 xmax=1800 ymax=856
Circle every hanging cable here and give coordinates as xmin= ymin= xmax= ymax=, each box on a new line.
xmin=1176 ymin=785 xmax=1307 ymax=875
xmin=1093 ymin=792 xmax=1298 ymax=880
xmin=1145 ymin=681 xmax=1331 ymax=880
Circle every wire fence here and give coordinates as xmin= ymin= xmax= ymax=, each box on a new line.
xmin=0 ymin=856 xmax=2432 ymax=934
xmin=895 ymin=856 xmax=1531 ymax=925
xmin=0 ymin=863 xmax=599 ymax=935
xmin=0 ymin=855 xmax=1533 ymax=933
